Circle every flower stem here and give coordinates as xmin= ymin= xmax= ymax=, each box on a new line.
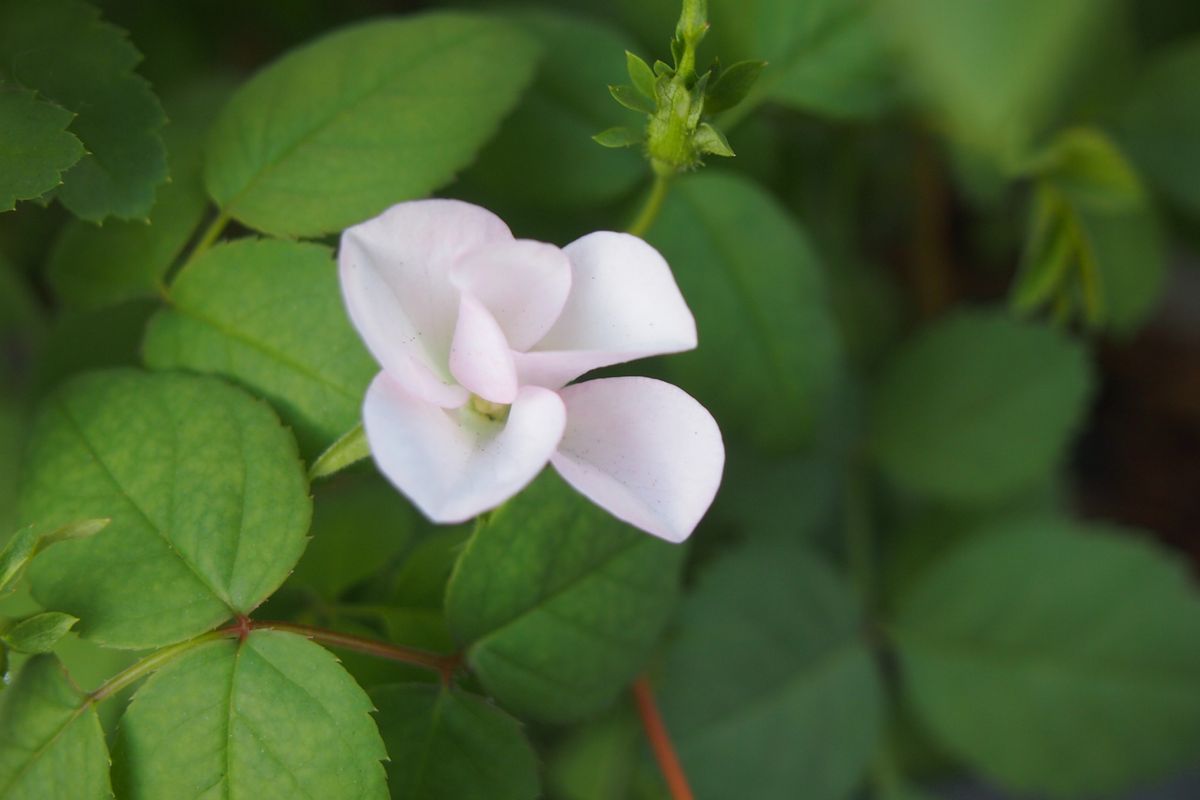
xmin=626 ymin=174 xmax=671 ymax=238
xmin=632 ymin=675 xmax=694 ymax=800
xmin=242 ymin=619 xmax=461 ymax=683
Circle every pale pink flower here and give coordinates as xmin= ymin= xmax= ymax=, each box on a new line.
xmin=338 ymin=199 xmax=724 ymax=542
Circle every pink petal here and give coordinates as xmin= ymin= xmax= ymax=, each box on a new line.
xmin=363 ymin=373 xmax=565 ymax=523
xmin=339 ymin=200 xmax=512 ymax=407
xmin=449 ymin=294 xmax=518 ymax=404
xmin=450 ymin=239 xmax=572 ymax=351
xmin=551 ymin=377 xmax=724 ymax=543
xmin=517 ymin=232 xmax=697 ymax=389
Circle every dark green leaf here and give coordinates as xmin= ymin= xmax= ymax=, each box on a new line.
xmin=445 ymin=471 xmax=684 ymax=724
xmin=0 ymin=0 xmax=167 ymax=221
xmin=891 ymin=518 xmax=1200 ymax=796
xmin=459 ymin=10 xmax=644 ymax=210
xmin=112 ymin=630 xmax=388 ymax=799
xmin=0 ymin=87 xmax=83 ymax=211
xmin=0 ymin=655 xmax=110 ymax=799
xmin=649 ymin=171 xmax=841 ymax=452
xmin=1115 ymin=38 xmax=1200 ymax=219
xmin=870 ymin=311 xmax=1092 ymax=501
xmin=659 ymin=545 xmax=884 ymax=800
xmin=45 ymin=81 xmax=229 ymax=309
xmin=203 ymin=13 xmax=539 ymax=237
xmin=372 ymin=683 xmax=539 ymax=800
xmin=22 ymin=370 xmax=311 ymax=648
xmin=0 ymin=611 xmax=77 ymax=653
xmin=703 ymin=60 xmax=766 ymax=115
xmin=143 ymin=238 xmax=377 ymax=456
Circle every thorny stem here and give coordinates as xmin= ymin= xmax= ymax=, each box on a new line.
xmin=632 ymin=675 xmax=695 ymax=800
xmin=85 ymin=618 xmax=461 ymax=707
xmin=626 ymin=173 xmax=672 ymax=238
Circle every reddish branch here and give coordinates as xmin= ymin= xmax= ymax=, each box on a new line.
xmin=219 ymin=619 xmax=462 ymax=683
xmin=632 ymin=675 xmax=695 ymax=800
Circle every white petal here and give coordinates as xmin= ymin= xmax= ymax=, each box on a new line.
xmin=518 ymin=232 xmax=697 ymax=389
xmin=364 ymin=373 xmax=565 ymax=523
xmin=450 ymin=239 xmax=572 ymax=351
xmin=551 ymin=377 xmax=724 ymax=542
xmin=449 ymin=294 xmax=518 ymax=404
xmin=339 ymin=199 xmax=512 ymax=407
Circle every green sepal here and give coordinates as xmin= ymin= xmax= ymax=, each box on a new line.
xmin=625 ymin=50 xmax=656 ymax=99
xmin=1 ymin=611 xmax=79 ymax=653
xmin=593 ymin=126 xmax=644 ymax=148
xmin=687 ymin=71 xmax=711 ymax=128
xmin=693 ymin=122 xmax=734 ymax=157
xmin=704 ymin=60 xmax=767 ymax=114
xmin=309 ymin=421 xmax=369 ymax=480
xmin=608 ymin=83 xmax=655 ymax=114
xmin=653 ymin=60 xmax=674 ymax=77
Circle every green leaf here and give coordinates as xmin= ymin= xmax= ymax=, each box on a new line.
xmin=659 ymin=545 xmax=884 ymax=800
xmin=459 ymin=10 xmax=645 ymax=210
xmin=372 ymin=683 xmax=539 ymax=800
xmin=592 ymin=126 xmax=643 ymax=148
xmin=309 ymin=422 xmax=369 ymax=480
xmin=692 ymin=122 xmax=734 ymax=157
xmin=445 ymin=470 xmax=684 ymax=724
xmin=1 ymin=612 xmax=78 ymax=653
xmin=289 ymin=472 xmax=419 ymax=601
xmin=625 ymin=50 xmax=657 ymax=99
xmin=870 ymin=311 xmax=1092 ymax=501
xmin=0 ymin=87 xmax=84 ymax=211
xmin=22 ymin=369 xmax=311 ymax=648
xmin=45 ymin=81 xmax=230 ymax=310
xmin=877 ymin=0 xmax=1108 ymax=162
xmin=112 ymin=630 xmax=388 ymax=799
xmin=891 ymin=518 xmax=1200 ymax=796
xmin=0 ymin=655 xmax=110 ymax=799
xmin=143 ymin=238 xmax=377 ymax=456
xmin=608 ymin=83 xmax=655 ymax=114
xmin=703 ymin=59 xmax=766 ymax=115
xmin=0 ymin=519 xmax=108 ymax=597
xmin=649 ymin=171 xmax=841 ymax=452
xmin=1115 ymin=38 xmax=1200 ymax=220
xmin=203 ymin=13 xmax=538 ymax=238
xmin=0 ymin=0 xmax=167 ymax=221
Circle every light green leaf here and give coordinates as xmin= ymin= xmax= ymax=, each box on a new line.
xmin=460 ymin=10 xmax=644 ymax=210
xmin=289 ymin=472 xmax=419 ymax=601
xmin=625 ymin=50 xmax=657 ymax=99
xmin=22 ymin=370 xmax=311 ymax=648
xmin=46 ymin=81 xmax=229 ymax=309
xmin=891 ymin=518 xmax=1200 ymax=796
xmin=649 ymin=170 xmax=841 ymax=452
xmin=445 ymin=470 xmax=684 ymax=724
xmin=309 ymin=422 xmax=369 ymax=480
xmin=609 ymin=83 xmax=655 ymax=114
xmin=0 ymin=87 xmax=83 ymax=211
xmin=870 ymin=311 xmax=1092 ymax=501
xmin=592 ymin=126 xmax=643 ymax=148
xmin=1115 ymin=38 xmax=1200 ymax=220
xmin=0 ymin=655 xmax=110 ymax=799
xmin=1 ymin=611 xmax=78 ymax=653
xmin=659 ymin=545 xmax=884 ymax=800
xmin=112 ymin=630 xmax=388 ymax=799
xmin=877 ymin=0 xmax=1110 ymax=163
xmin=0 ymin=519 xmax=108 ymax=597
xmin=143 ymin=238 xmax=377 ymax=456
xmin=372 ymin=683 xmax=539 ymax=800
xmin=203 ymin=13 xmax=538 ymax=238
xmin=0 ymin=0 xmax=167 ymax=221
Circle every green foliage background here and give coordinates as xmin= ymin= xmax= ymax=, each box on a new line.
xmin=2 ymin=0 xmax=1200 ymax=798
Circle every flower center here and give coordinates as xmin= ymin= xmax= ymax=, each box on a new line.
xmin=468 ymin=393 xmax=510 ymax=422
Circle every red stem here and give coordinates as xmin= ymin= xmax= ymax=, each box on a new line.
xmin=219 ymin=618 xmax=461 ymax=683
xmin=632 ymin=675 xmax=695 ymax=800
